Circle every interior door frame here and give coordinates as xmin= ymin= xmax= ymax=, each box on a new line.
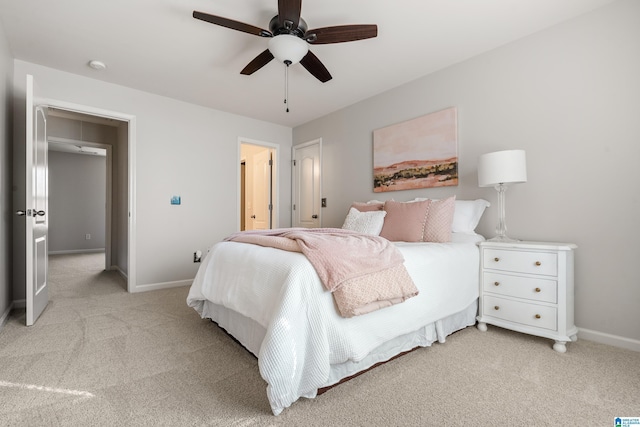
xmin=39 ymin=98 xmax=137 ymax=292
xmin=237 ymin=137 xmax=279 ymax=231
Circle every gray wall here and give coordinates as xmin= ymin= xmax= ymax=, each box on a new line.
xmin=294 ymin=0 xmax=640 ymax=344
xmin=0 ymin=18 xmax=12 ymax=326
xmin=48 ymin=150 xmax=106 ymax=253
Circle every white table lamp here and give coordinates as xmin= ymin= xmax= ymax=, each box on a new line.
xmin=478 ymin=150 xmax=527 ymax=241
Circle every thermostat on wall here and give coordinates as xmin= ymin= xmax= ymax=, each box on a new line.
xmin=171 ymin=196 xmax=181 ymax=205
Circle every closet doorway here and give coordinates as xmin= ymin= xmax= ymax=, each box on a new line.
xmin=239 ymin=139 xmax=278 ymax=231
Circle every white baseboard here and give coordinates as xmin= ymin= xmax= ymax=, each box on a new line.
xmin=0 ymin=302 xmax=13 ymax=331
xmin=132 ymin=279 xmax=192 ymax=293
xmin=49 ymin=248 xmax=105 ymax=255
xmin=578 ymin=327 xmax=640 ymax=352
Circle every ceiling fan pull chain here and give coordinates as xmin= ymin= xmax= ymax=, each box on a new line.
xmin=284 ymin=60 xmax=291 ymax=113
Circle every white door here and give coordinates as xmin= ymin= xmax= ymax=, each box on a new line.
xmin=292 ymin=140 xmax=321 ymax=228
xmin=20 ymin=74 xmax=49 ymax=326
xmin=251 ymin=149 xmax=272 ymax=229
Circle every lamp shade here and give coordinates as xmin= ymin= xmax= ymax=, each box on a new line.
xmin=478 ymin=149 xmax=527 ymax=187
xmin=268 ymin=34 xmax=309 ymax=65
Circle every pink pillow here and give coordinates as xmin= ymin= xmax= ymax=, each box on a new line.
xmin=351 ymin=201 xmax=384 ymax=212
xmin=423 ymin=196 xmax=456 ymax=243
xmin=379 ymin=200 xmax=430 ymax=242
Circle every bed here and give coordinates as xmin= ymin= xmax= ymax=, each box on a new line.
xmin=187 ymin=227 xmax=484 ymax=415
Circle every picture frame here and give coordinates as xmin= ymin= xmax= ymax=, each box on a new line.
xmin=373 ymin=107 xmax=458 ymax=192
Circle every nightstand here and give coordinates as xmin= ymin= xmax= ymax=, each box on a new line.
xmin=476 ymin=240 xmax=578 ymax=353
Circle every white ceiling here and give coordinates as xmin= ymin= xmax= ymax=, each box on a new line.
xmin=0 ymin=0 xmax=615 ymax=127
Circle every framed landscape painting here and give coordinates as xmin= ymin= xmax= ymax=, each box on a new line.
xmin=373 ymin=107 xmax=458 ymax=192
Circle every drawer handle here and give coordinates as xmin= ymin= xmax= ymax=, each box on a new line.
xmin=494 ymin=306 xmax=500 ymax=311
xmin=494 ymin=257 xmax=500 ymax=262
xmin=535 ymin=261 xmax=542 ymax=266
xmin=494 ymin=282 xmax=500 ymax=286
xmin=535 ymin=287 xmax=541 ymax=293
xmin=535 ymin=314 xmax=541 ymax=319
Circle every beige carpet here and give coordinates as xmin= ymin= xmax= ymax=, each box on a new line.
xmin=0 ymin=253 xmax=638 ymax=426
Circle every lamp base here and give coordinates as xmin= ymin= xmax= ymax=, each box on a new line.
xmin=489 ymin=183 xmax=520 ymax=243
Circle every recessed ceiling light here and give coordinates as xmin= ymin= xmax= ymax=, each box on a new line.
xmin=88 ymin=60 xmax=106 ymax=70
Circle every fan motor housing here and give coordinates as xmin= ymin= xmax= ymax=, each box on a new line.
xmin=269 ymin=15 xmax=307 ymax=37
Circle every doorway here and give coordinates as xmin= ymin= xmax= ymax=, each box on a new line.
xmin=44 ymin=107 xmax=132 ymax=287
xmin=14 ymin=75 xmax=137 ymax=326
xmin=48 ymin=137 xmax=109 ymax=272
xmin=239 ymin=139 xmax=278 ymax=231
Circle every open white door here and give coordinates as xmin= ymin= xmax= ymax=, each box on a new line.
xmin=292 ymin=139 xmax=321 ymax=228
xmin=20 ymin=74 xmax=49 ymax=325
xmin=251 ymin=149 xmax=273 ymax=230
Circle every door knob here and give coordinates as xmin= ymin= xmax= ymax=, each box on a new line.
xmin=16 ymin=210 xmax=26 ymax=216
xmin=33 ymin=210 xmax=45 ymax=217
xmin=312 ymin=214 xmax=318 ymax=219
xmin=250 ymin=215 xmax=256 ymax=219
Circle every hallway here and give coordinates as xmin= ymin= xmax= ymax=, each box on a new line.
xmin=47 ymin=252 xmax=125 ymax=300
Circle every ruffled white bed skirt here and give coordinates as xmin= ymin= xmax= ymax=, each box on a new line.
xmin=199 ymin=298 xmax=477 ymax=411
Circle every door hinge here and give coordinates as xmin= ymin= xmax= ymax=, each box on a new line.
xmin=268 ymin=204 xmax=273 ymax=211
xmin=293 ymin=204 xmax=296 ymax=210
xmin=269 ymin=159 xmax=273 ymax=166
xmin=293 ymin=160 xmax=296 ymax=166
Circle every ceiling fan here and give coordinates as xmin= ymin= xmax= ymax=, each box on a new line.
xmin=193 ymin=0 xmax=378 ymax=83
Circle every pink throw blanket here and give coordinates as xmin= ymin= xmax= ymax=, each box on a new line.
xmin=225 ymin=228 xmax=419 ymax=317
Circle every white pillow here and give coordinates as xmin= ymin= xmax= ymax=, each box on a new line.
xmin=412 ymin=198 xmax=490 ymax=233
xmin=452 ymin=199 xmax=490 ymax=233
xmin=342 ymin=207 xmax=387 ymax=236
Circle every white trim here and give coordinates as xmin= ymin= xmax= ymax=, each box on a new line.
xmin=0 ymin=302 xmax=13 ymax=331
xmin=237 ymin=137 xmax=281 ymax=231
xmin=132 ymin=279 xmax=192 ymax=293
xmin=127 ymin=118 xmax=136 ymax=293
xmin=48 ymin=249 xmax=105 ymax=255
xmin=578 ymin=327 xmax=640 ymax=352
xmin=48 ymin=248 xmax=105 ymax=255
xmin=39 ymin=98 xmax=137 ymax=293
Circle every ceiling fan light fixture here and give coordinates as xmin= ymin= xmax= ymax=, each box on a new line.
xmin=268 ymin=34 xmax=308 ymax=65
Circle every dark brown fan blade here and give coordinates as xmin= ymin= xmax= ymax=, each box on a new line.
xmin=306 ymin=25 xmax=377 ymax=44
xmin=278 ymin=0 xmax=302 ymax=29
xmin=300 ymin=51 xmax=332 ymax=83
xmin=193 ymin=11 xmax=272 ymax=37
xmin=240 ymin=49 xmax=275 ymax=75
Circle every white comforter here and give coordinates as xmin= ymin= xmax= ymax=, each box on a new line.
xmin=187 ymin=234 xmax=482 ymax=415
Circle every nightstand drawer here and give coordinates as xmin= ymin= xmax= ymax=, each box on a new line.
xmin=483 ymin=272 xmax=557 ymax=303
xmin=483 ymin=295 xmax=557 ymax=331
xmin=483 ymin=248 xmax=557 ymax=276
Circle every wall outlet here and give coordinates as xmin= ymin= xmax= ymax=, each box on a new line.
xmin=193 ymin=250 xmax=202 ymax=263
xmin=85 ymin=234 xmax=91 ymax=240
